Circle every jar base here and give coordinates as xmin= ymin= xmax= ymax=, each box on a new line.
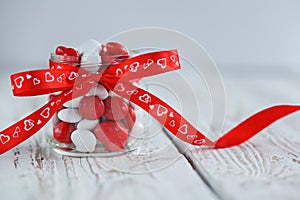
xmin=47 ymin=135 xmax=137 ymax=157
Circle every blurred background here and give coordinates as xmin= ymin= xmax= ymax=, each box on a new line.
xmin=0 ymin=0 xmax=299 ymax=72
xmin=0 ymin=0 xmax=299 ymax=129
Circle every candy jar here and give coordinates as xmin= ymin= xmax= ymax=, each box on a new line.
xmin=47 ymin=40 xmax=147 ymax=157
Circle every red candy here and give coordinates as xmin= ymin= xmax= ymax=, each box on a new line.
xmin=52 ymin=112 xmax=60 ymax=126
xmin=106 ymin=42 xmax=128 ymax=55
xmin=55 ymin=46 xmax=80 ymax=63
xmin=104 ymin=97 xmax=129 ymax=121
xmin=101 ymin=53 xmax=119 ymax=65
xmin=51 ymin=42 xmax=136 ymax=153
xmin=100 ymin=42 xmax=129 ymax=65
xmin=123 ymin=106 xmax=136 ymax=130
xmin=79 ymin=96 xmax=105 ymax=120
xmin=94 ymin=121 xmax=129 ymax=151
xmin=100 ymin=45 xmax=118 ymax=65
xmin=53 ymin=121 xmax=76 ymax=144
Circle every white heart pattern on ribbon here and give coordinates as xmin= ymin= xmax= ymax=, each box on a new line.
xmin=149 ymin=105 xmax=155 ymax=109
xmin=114 ymin=83 xmax=125 ymax=92
xmin=57 ymin=73 xmax=65 ymax=83
xmin=24 ymin=119 xmax=35 ymax=131
xmin=56 ymin=99 xmax=62 ymax=105
xmin=169 ymin=120 xmax=176 ymax=127
xmin=187 ymin=135 xmax=197 ymax=140
xmin=170 ymin=55 xmax=179 ymax=66
xmin=143 ymin=59 xmax=154 ymax=69
xmin=129 ymin=62 xmax=139 ymax=72
xmin=13 ymin=127 xmax=21 ymax=138
xmin=64 ymin=90 xmax=73 ymax=96
xmin=26 ymin=74 xmax=32 ymax=79
xmin=157 ymin=105 xmax=168 ymax=116
xmin=157 ymin=58 xmax=167 ymax=69
xmin=169 ymin=112 xmax=174 ymax=117
xmin=14 ymin=76 xmax=24 ymax=89
xmin=126 ymin=90 xmax=138 ymax=96
xmin=75 ymin=84 xmax=83 ymax=90
xmin=33 ymin=78 xmax=41 ymax=85
xmin=0 ymin=134 xmax=10 ymax=144
xmin=68 ymin=72 xmax=78 ymax=80
xmin=139 ymin=94 xmax=151 ymax=104
xmin=170 ymin=55 xmax=176 ymax=62
xmin=194 ymin=139 xmax=206 ymax=145
xmin=178 ymin=124 xmax=188 ymax=134
xmin=115 ymin=68 xmax=123 ymax=77
xmin=45 ymin=72 xmax=55 ymax=82
xmin=40 ymin=107 xmax=50 ymax=119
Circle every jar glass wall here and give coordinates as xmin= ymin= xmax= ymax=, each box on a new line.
xmin=47 ymin=52 xmax=147 ymax=157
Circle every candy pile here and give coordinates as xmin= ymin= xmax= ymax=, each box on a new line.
xmin=51 ymin=40 xmax=144 ymax=153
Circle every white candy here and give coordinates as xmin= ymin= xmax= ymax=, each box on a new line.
xmin=77 ymin=119 xmax=99 ymax=131
xmin=71 ymin=129 xmax=97 ymax=152
xmin=58 ymin=108 xmax=83 ymax=123
xmin=86 ymin=84 xmax=108 ymax=100
xmin=78 ymin=40 xmax=102 ymax=73
xmin=63 ymin=96 xmax=83 ymax=108
xmin=78 ymin=39 xmax=101 ymax=57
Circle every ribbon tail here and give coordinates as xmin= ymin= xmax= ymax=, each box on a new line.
xmin=110 ymin=82 xmax=300 ymax=148
xmin=215 ymin=105 xmax=300 ymax=148
xmin=0 ymin=91 xmax=72 ymax=155
xmin=110 ymin=83 xmax=215 ymax=146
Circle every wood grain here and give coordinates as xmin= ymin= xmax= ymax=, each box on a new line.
xmin=0 ymin=68 xmax=215 ymax=200
xmin=0 ymin=127 xmax=216 ymax=200
xmin=2 ymin=66 xmax=300 ymax=200
xmin=177 ymin=69 xmax=300 ymax=200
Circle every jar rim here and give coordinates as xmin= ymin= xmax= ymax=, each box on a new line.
xmin=50 ymin=48 xmax=164 ymax=67
xmin=50 ymin=53 xmax=131 ymax=66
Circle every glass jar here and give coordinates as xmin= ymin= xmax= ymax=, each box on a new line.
xmin=47 ymin=51 xmax=148 ymax=157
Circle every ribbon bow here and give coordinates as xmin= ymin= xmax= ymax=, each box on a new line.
xmin=1 ymin=50 xmax=300 ymax=155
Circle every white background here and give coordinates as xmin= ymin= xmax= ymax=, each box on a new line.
xmin=0 ymin=0 xmax=299 ymax=71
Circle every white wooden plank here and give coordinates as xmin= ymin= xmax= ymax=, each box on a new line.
xmin=176 ymin=68 xmax=300 ymax=200
xmin=0 ymin=70 xmax=216 ymax=200
xmin=0 ymin=127 xmax=216 ymax=200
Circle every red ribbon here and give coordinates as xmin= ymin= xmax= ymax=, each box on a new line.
xmin=0 ymin=50 xmax=299 ymax=155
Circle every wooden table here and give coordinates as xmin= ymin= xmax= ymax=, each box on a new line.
xmin=1 ymin=65 xmax=300 ymax=200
